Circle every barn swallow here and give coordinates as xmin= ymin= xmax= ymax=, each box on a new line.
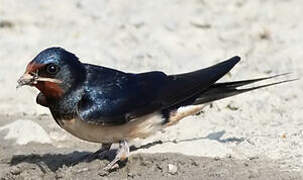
xmin=17 ymin=47 xmax=295 ymax=170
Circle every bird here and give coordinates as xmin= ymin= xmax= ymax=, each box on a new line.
xmin=17 ymin=47 xmax=294 ymax=170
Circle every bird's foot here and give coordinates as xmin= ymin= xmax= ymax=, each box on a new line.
xmin=103 ymin=140 xmax=129 ymax=171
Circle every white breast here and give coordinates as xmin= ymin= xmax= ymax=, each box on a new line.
xmin=58 ymin=112 xmax=164 ymax=143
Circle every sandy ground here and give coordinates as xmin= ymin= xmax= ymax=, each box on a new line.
xmin=1 ymin=0 xmax=303 ymax=179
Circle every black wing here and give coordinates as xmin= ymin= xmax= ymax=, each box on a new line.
xmin=77 ymin=56 xmax=240 ymax=125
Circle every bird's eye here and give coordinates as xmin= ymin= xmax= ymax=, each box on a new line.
xmin=46 ymin=64 xmax=60 ymax=75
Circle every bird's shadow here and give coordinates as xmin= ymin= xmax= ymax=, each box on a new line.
xmin=9 ymin=130 xmax=244 ymax=172
xmin=10 ymin=151 xmax=85 ymax=172
xmin=131 ymin=130 xmax=244 ymax=151
xmin=9 ymin=148 xmax=123 ymax=172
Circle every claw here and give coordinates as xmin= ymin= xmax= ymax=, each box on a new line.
xmin=103 ymin=140 xmax=129 ymax=171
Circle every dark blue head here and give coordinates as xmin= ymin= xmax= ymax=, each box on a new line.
xmin=33 ymin=47 xmax=79 ymax=65
xmin=18 ymin=47 xmax=86 ymax=99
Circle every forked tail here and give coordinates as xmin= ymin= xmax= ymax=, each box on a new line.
xmin=193 ymin=73 xmax=298 ymax=105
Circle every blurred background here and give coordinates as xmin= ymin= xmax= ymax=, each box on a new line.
xmin=0 ymin=0 xmax=302 ymax=175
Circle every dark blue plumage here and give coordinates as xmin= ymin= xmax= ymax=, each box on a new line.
xmin=22 ymin=47 xmax=293 ymax=127
xmin=47 ymin=50 xmax=239 ymax=125
xmin=78 ymin=65 xmax=168 ymax=125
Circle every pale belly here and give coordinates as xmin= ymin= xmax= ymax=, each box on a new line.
xmin=57 ymin=112 xmax=164 ymax=143
xmin=56 ymin=104 xmax=205 ymax=144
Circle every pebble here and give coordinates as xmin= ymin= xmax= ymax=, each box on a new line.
xmin=10 ymin=166 xmax=22 ymax=175
xmin=168 ymin=164 xmax=178 ymax=175
xmin=128 ymin=173 xmax=134 ymax=178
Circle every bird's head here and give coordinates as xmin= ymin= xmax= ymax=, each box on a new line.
xmin=17 ymin=47 xmax=85 ymax=99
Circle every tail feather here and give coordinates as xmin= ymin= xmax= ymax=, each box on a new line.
xmin=213 ymin=73 xmax=291 ymax=88
xmin=164 ymin=56 xmax=240 ymax=108
xmin=193 ymin=74 xmax=297 ymax=105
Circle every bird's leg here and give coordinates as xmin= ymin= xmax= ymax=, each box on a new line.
xmin=104 ymin=140 xmax=129 ymax=171
xmin=88 ymin=143 xmax=112 ymax=161
xmin=75 ymin=143 xmax=112 ymax=164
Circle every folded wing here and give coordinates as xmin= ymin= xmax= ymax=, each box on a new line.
xmin=77 ymin=56 xmax=241 ymax=125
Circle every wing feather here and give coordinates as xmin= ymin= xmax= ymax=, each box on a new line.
xmin=77 ymin=56 xmax=240 ymax=125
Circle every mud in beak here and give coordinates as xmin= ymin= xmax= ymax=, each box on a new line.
xmin=17 ymin=73 xmax=38 ymax=88
xmin=17 ymin=72 xmax=62 ymax=89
